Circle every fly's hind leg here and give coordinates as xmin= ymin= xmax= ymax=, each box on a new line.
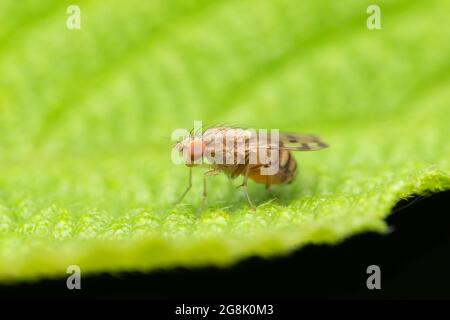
xmin=239 ymin=165 xmax=255 ymax=210
xmin=200 ymin=169 xmax=219 ymax=211
xmin=265 ymin=178 xmax=279 ymax=202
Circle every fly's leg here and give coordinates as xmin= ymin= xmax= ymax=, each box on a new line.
xmin=201 ymin=171 xmax=207 ymax=210
xmin=175 ymin=167 xmax=192 ymax=205
xmin=239 ymin=165 xmax=255 ymax=210
xmin=200 ymin=169 xmax=219 ymax=211
xmin=265 ymin=179 xmax=279 ymax=202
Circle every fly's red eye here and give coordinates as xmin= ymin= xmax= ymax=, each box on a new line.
xmin=189 ymin=139 xmax=205 ymax=161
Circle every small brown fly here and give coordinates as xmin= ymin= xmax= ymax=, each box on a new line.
xmin=173 ymin=127 xmax=328 ymax=209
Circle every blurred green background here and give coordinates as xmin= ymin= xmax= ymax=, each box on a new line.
xmin=0 ymin=0 xmax=449 ymax=281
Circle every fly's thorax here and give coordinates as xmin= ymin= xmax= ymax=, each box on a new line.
xmin=202 ymin=127 xmax=252 ymax=165
xmin=201 ymin=127 xmax=280 ymax=168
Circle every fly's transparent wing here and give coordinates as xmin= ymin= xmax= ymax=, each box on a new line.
xmin=202 ymin=127 xmax=328 ymax=153
xmin=249 ymin=132 xmax=328 ymax=151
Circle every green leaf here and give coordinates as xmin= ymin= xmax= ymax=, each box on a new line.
xmin=0 ymin=0 xmax=449 ymax=281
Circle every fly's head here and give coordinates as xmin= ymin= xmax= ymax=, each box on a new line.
xmin=173 ymin=136 xmax=206 ymax=167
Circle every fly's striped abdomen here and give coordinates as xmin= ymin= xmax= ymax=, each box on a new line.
xmin=247 ymin=148 xmax=297 ymax=186
xmin=276 ymin=149 xmax=297 ymax=184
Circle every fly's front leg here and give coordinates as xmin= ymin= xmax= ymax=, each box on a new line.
xmin=175 ymin=167 xmax=192 ymax=205
xmin=239 ymin=165 xmax=255 ymax=210
xmin=201 ymin=169 xmax=219 ymax=211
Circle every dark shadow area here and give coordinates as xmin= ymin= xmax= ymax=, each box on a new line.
xmin=0 ymin=190 xmax=449 ymax=300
